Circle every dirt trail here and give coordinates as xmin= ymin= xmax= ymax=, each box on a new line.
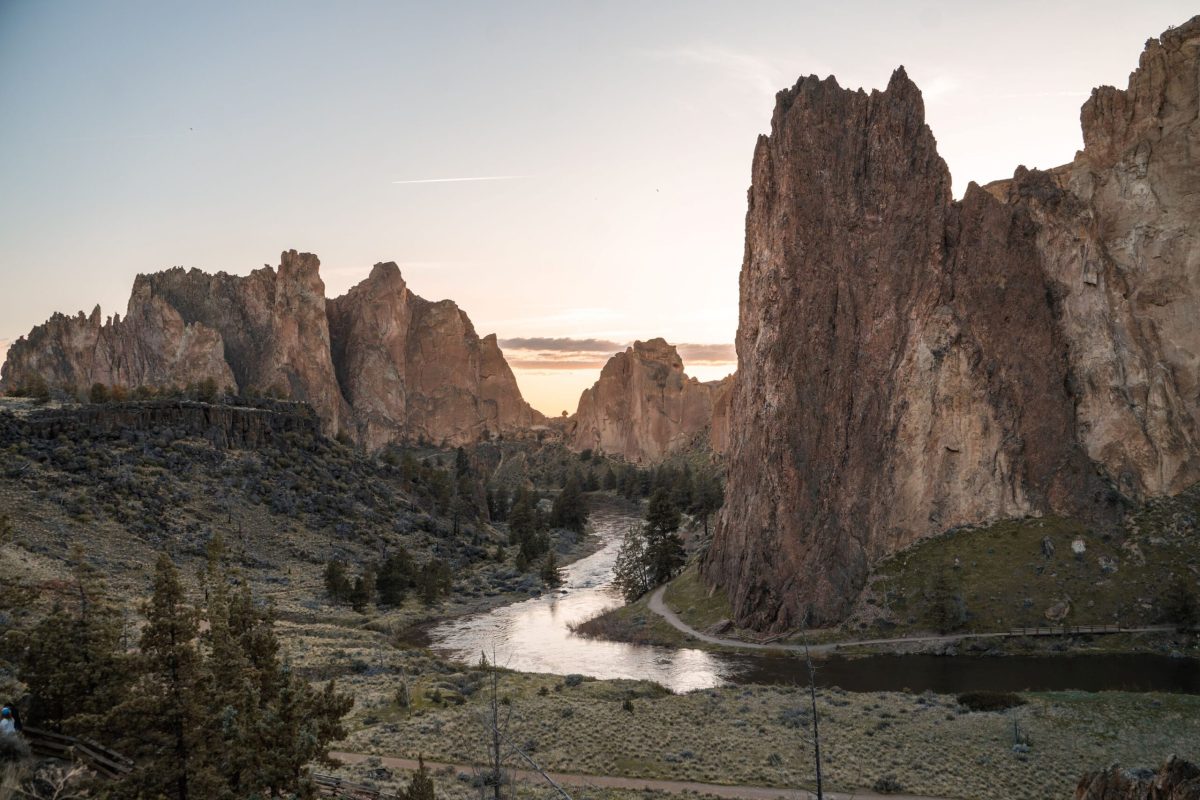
xmin=331 ymin=750 xmax=953 ymax=800
xmin=647 ymin=586 xmax=1174 ymax=654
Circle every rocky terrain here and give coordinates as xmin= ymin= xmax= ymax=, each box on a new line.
xmin=570 ymin=338 xmax=732 ymax=462
xmin=705 ymin=17 xmax=1200 ymax=629
xmin=0 ymin=252 xmax=544 ymax=447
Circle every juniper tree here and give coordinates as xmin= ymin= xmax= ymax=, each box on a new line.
xmin=323 ymin=559 xmax=352 ymax=603
xmin=550 ymin=473 xmax=588 ymax=533
xmin=119 ymin=553 xmax=217 ymax=800
xmin=612 ymin=524 xmax=654 ymax=602
xmin=17 ymin=550 xmax=131 ymax=736
xmin=644 ymin=488 xmax=685 ymax=585
xmin=540 ymin=550 xmax=563 ymax=589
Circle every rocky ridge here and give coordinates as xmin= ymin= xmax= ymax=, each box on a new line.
xmin=569 ymin=338 xmax=732 ymax=462
xmin=704 ymin=17 xmax=1200 ymax=629
xmin=0 ymin=251 xmax=544 ymax=447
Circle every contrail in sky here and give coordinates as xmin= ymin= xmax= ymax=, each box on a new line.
xmin=391 ymin=175 xmax=527 ymax=184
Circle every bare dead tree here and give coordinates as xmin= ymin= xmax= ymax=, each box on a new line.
xmin=477 ymin=647 xmax=574 ymax=800
xmin=480 ymin=649 xmax=513 ymax=800
xmin=801 ymin=615 xmax=823 ymax=800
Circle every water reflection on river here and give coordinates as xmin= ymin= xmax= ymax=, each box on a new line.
xmin=431 ymin=505 xmax=1200 ymax=695
xmin=430 ymin=506 xmax=737 ymax=692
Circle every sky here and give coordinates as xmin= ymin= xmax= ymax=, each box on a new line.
xmin=0 ymin=1 xmax=1194 ymax=415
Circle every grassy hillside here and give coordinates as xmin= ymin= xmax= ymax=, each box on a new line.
xmin=848 ymin=486 xmax=1200 ymax=637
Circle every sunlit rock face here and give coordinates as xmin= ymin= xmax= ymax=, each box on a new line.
xmin=571 ymin=338 xmax=731 ymax=462
xmin=328 ymin=261 xmax=543 ymax=448
xmin=704 ymin=17 xmax=1200 ymax=630
xmin=2 ymin=251 xmax=543 ymax=447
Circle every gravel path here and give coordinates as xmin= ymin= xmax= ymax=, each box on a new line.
xmin=331 ymin=750 xmax=955 ymax=800
xmin=646 ymin=585 xmax=1174 ymax=654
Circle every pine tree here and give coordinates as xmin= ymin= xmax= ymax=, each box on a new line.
xmin=418 ymin=558 xmax=452 ymax=605
xmin=377 ymin=548 xmax=415 ymax=607
xmin=17 ymin=550 xmax=131 ymax=736
xmin=612 ymin=524 xmax=653 ymax=602
xmin=405 ymin=755 xmax=436 ymax=800
xmin=508 ymin=488 xmax=535 ymax=545
xmin=670 ymin=465 xmax=694 ymax=511
xmin=540 ymin=550 xmax=563 ymax=589
xmin=120 ymin=554 xmax=217 ymax=800
xmin=691 ymin=470 xmax=725 ymax=538
xmin=550 ymin=473 xmax=589 ymax=532
xmin=323 ymin=559 xmax=352 ymax=602
xmin=644 ymin=488 xmax=685 ymax=585
xmin=350 ymin=575 xmax=372 ymax=613
xmin=454 ymin=446 xmax=471 ymax=478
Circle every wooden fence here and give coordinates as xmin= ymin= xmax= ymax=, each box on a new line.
xmin=20 ymin=727 xmax=398 ymax=799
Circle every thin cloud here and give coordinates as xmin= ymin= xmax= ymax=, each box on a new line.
xmin=509 ymin=359 xmax=609 ymax=371
xmin=501 ymin=339 xmax=736 ymax=372
xmin=499 ymin=337 xmax=622 ymax=353
xmin=677 ymin=343 xmax=736 ymax=364
xmin=651 ymin=44 xmax=801 ymax=101
xmin=921 ymin=75 xmax=960 ymax=102
xmin=391 ymin=175 xmax=528 ymax=185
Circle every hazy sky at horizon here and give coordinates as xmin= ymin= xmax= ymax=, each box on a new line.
xmin=1 ymin=1 xmax=1194 ymax=414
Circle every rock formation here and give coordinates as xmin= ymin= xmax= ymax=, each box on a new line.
xmin=328 ymin=261 xmax=542 ymax=448
xmin=0 ymin=399 xmax=321 ymax=451
xmin=570 ymin=338 xmax=730 ymax=462
xmin=704 ymin=17 xmax=1200 ymax=629
xmin=1076 ymin=757 xmax=1200 ymax=800
xmin=1 ymin=251 xmax=543 ymax=447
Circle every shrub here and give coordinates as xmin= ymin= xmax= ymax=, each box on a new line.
xmin=956 ymin=691 xmax=1026 ymax=712
xmin=873 ymin=775 xmax=904 ymax=793
xmin=778 ymin=706 xmax=810 ymax=729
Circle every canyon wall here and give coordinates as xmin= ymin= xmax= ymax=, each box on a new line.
xmin=704 ymin=17 xmax=1200 ymax=629
xmin=571 ymin=338 xmax=731 ymax=462
xmin=1 ymin=251 xmax=543 ymax=447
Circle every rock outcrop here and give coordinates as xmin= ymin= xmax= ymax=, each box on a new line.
xmin=704 ymin=17 xmax=1200 ymax=629
xmin=0 ymin=399 xmax=321 ymax=451
xmin=1076 ymin=757 xmax=1200 ymax=800
xmin=1 ymin=251 xmax=543 ymax=447
xmin=570 ymin=338 xmax=730 ymax=462
xmin=327 ymin=261 xmax=542 ymax=448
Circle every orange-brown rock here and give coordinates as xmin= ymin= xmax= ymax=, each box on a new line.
xmin=327 ymin=262 xmax=543 ymax=448
xmin=704 ymin=17 xmax=1200 ymax=629
xmin=570 ymin=338 xmax=730 ymax=462
xmin=2 ymin=251 xmax=542 ymax=447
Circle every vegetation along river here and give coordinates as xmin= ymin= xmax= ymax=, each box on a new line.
xmin=431 ymin=507 xmax=1200 ymax=694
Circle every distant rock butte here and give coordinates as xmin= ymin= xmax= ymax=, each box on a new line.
xmin=570 ymin=338 xmax=732 ymax=462
xmin=704 ymin=17 xmax=1200 ymax=629
xmin=0 ymin=251 xmax=545 ymax=447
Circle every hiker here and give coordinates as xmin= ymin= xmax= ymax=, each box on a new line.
xmin=0 ymin=707 xmax=15 ymax=737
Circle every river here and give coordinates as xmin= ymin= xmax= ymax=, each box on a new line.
xmin=430 ymin=505 xmax=1200 ymax=695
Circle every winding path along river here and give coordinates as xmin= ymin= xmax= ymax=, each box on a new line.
xmin=430 ymin=506 xmax=1200 ymax=695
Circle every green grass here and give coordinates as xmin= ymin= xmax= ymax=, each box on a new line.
xmin=852 ymin=489 xmax=1200 ymax=637
xmin=662 ymin=565 xmax=734 ymax=632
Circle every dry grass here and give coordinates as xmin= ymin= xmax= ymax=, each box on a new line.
xmin=337 ymin=670 xmax=1200 ymax=800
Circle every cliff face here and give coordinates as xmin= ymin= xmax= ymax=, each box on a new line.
xmin=2 ymin=251 xmax=542 ymax=447
xmin=571 ymin=338 xmax=730 ymax=462
xmin=327 ymin=262 xmax=542 ymax=449
xmin=704 ymin=17 xmax=1200 ymax=629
